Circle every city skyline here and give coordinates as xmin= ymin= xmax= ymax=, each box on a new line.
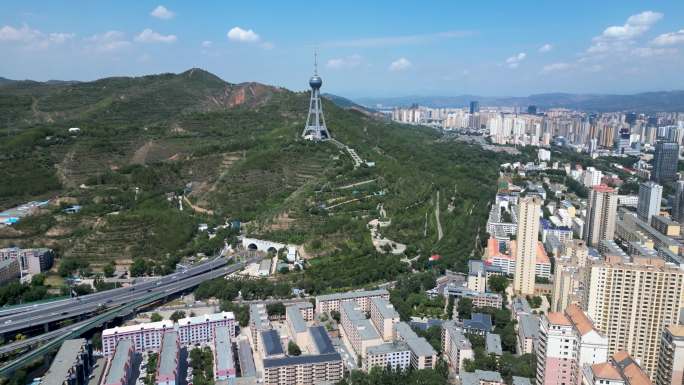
xmin=1 ymin=1 xmax=684 ymax=97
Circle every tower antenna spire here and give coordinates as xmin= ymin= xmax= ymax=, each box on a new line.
xmin=314 ymin=49 xmax=318 ymax=75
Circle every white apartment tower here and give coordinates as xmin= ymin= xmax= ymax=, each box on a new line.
xmin=637 ymin=181 xmax=663 ymax=224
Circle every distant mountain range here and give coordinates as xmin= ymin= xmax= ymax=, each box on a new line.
xmin=355 ymin=91 xmax=684 ymax=113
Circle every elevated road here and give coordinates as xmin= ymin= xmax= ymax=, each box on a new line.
xmin=0 ymin=256 xmax=254 ymax=336
xmin=0 ymin=256 xmax=256 ymax=375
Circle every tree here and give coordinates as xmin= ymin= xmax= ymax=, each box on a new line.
xmin=103 ymin=262 xmax=116 ymax=277
xmin=150 ymin=313 xmax=163 ymax=322
xmin=488 ymin=275 xmax=509 ymax=293
xmin=288 ymin=341 xmax=301 ymax=356
xmin=330 ymin=310 xmax=341 ymax=323
xmin=446 ymin=296 xmax=455 ymax=320
xmin=266 ymin=302 xmax=286 ymax=317
xmin=130 ymin=258 xmax=148 ymax=277
xmin=72 ymin=283 xmax=94 ymax=296
xmin=170 ymin=310 xmax=186 ymax=322
xmin=457 ymin=297 xmax=473 ymax=320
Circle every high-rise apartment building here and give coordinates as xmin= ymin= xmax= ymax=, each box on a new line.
xmin=587 ymin=256 xmax=684 ymax=379
xmin=652 ymin=141 xmax=679 ymax=184
xmin=514 ymin=196 xmax=542 ymax=295
xmin=583 ymin=185 xmax=618 ymax=247
xmin=536 ymin=313 xmax=579 ymax=385
xmin=469 ymin=100 xmax=480 ymax=114
xmin=637 ymin=181 xmax=662 ymax=223
xmin=655 ymin=325 xmax=684 ymax=385
xmin=536 ymin=305 xmax=608 ymax=385
xmin=673 ymin=181 xmax=684 ymax=223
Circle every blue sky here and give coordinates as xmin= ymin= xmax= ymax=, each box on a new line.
xmin=1 ymin=1 xmax=684 ymax=97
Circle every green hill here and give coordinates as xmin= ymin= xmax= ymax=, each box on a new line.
xmin=0 ymin=69 xmax=514 ymax=291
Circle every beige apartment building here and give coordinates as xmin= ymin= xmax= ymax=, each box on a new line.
xmin=586 ymin=256 xmax=684 ymax=380
xmin=583 ymin=184 xmax=617 ymax=247
xmin=514 ymin=196 xmax=542 ymax=295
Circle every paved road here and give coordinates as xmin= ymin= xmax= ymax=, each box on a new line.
xmin=0 ymin=256 xmax=256 ymax=336
xmin=0 ymin=256 xmax=257 ymax=375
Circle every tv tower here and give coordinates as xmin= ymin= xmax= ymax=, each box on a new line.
xmin=302 ymin=51 xmax=331 ymax=141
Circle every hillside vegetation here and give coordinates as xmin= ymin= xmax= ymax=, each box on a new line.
xmin=0 ymin=69 xmax=511 ymax=290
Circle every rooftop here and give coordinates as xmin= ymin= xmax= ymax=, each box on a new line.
xmin=519 ymin=315 xmax=539 ymax=339
xmin=546 ymin=312 xmax=572 ymax=326
xmin=461 ymin=370 xmax=504 ymax=385
xmin=103 ymin=320 xmax=175 ymax=336
xmin=666 ymin=324 xmax=684 ymax=338
xmin=237 ymin=339 xmax=256 ymax=377
xmin=157 ymin=332 xmax=179 ymax=380
xmin=286 ymin=306 xmax=307 ymax=334
xmin=370 ymin=297 xmax=399 ymax=319
xmin=464 ymin=313 xmax=493 ymax=332
xmin=214 ymin=326 xmax=234 ymax=373
xmin=367 ymin=341 xmax=411 ymax=355
xmin=104 ymin=340 xmax=133 ymax=385
xmin=486 ymin=333 xmax=503 ymax=355
xmin=612 ymin=351 xmax=652 ymax=385
xmin=260 ymin=329 xmax=284 ymax=357
xmin=308 ymin=326 xmax=335 ymax=355
xmin=177 ymin=311 xmax=235 ymax=327
xmin=565 ymin=304 xmax=600 ymax=336
xmin=43 ymin=339 xmax=87 ymax=385
xmin=341 ymin=301 xmax=381 ymax=341
xmin=512 ymin=377 xmax=533 ymax=385
xmin=316 ymin=289 xmax=389 ymax=303
xmin=249 ymin=303 xmax=270 ymax=330
xmin=262 ymin=353 xmax=341 ymax=368
xmin=393 ymin=322 xmax=436 ymax=357
xmin=591 ymin=362 xmax=622 ymax=381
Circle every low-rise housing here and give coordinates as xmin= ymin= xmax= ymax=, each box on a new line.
xmin=441 ymin=321 xmax=473 ymax=375
xmin=369 ymin=298 xmax=400 ymax=341
xmin=393 ymin=322 xmax=437 ymax=369
xmin=213 ymin=326 xmax=235 ymax=381
xmin=315 ymin=289 xmax=390 ymax=314
xmin=155 ymin=332 xmax=180 ymax=385
xmin=43 ymin=339 xmax=93 ymax=385
xmin=103 ymin=340 xmax=135 ymax=385
xmin=102 ymin=312 xmax=235 ymax=356
xmin=463 ymin=313 xmax=493 ymax=336
xmin=461 ymin=370 xmax=505 ymax=385
xmin=364 ymin=341 xmax=411 ymax=372
xmin=339 ymin=301 xmax=382 ymax=357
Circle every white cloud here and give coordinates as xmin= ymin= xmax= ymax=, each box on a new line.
xmin=598 ymin=11 xmax=662 ymax=40
xmin=48 ymin=32 xmax=74 ymax=44
xmin=326 ymin=54 xmax=362 ymax=69
xmin=389 ymin=57 xmax=412 ymax=71
xmin=505 ymin=52 xmax=526 ymax=68
xmin=631 ymin=47 xmax=678 ymax=57
xmin=539 ymin=43 xmax=553 ymax=53
xmin=0 ymin=24 xmax=74 ymax=49
xmin=86 ymin=30 xmax=131 ymax=52
xmin=542 ymin=62 xmax=571 ymax=73
xmin=150 ymin=5 xmax=174 ymax=20
xmin=0 ymin=24 xmax=41 ymax=42
xmin=201 ymin=40 xmax=213 ymax=48
xmin=652 ymin=29 xmax=684 ymax=46
xmin=227 ymin=27 xmax=260 ymax=43
xmin=324 ymin=30 xmax=472 ymax=48
xmin=134 ymin=28 xmax=177 ymax=43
